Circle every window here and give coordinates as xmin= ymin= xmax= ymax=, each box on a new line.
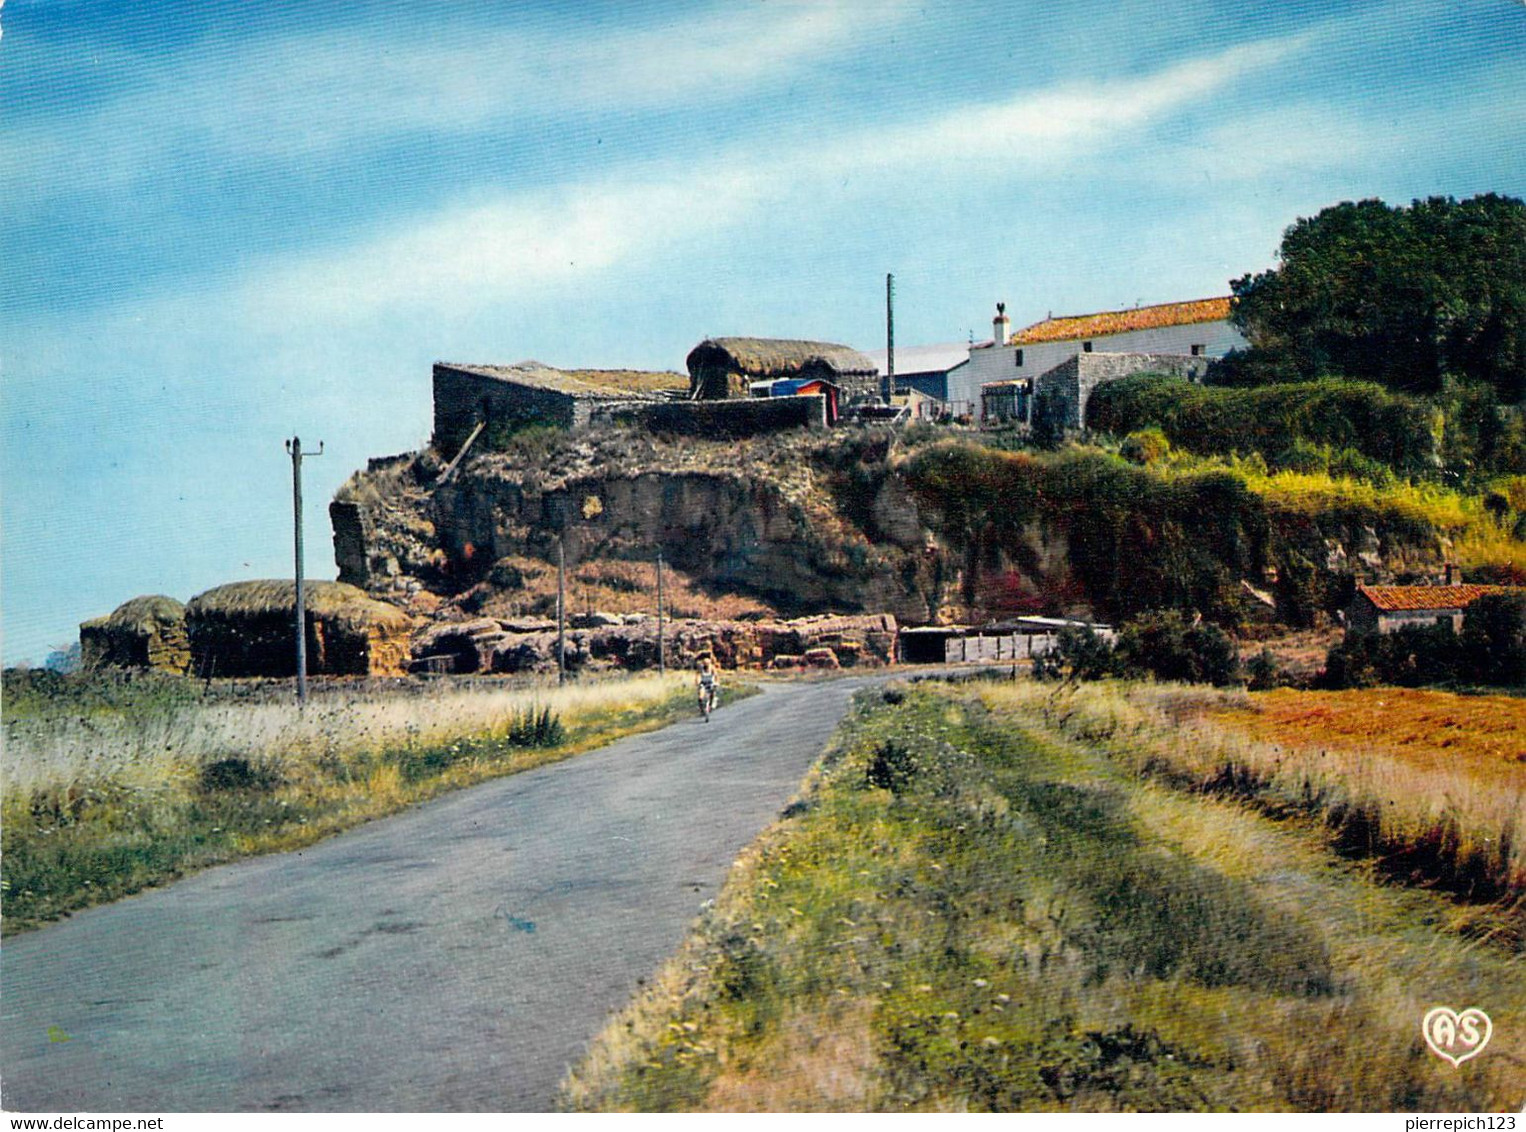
xmin=1190 ymin=343 xmax=1205 ymax=357
xmin=1082 ymin=341 xmax=1093 ymax=353
xmin=1014 ymin=349 xmax=1024 ymax=367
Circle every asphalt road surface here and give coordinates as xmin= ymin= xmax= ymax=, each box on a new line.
xmin=1 ymin=677 xmax=883 ymax=1112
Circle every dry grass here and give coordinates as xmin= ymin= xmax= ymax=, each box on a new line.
xmin=980 ymin=681 xmax=1526 ymax=916
xmin=1 ymin=673 xmax=693 ymax=932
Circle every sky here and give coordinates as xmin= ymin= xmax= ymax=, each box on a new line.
xmin=3 ymin=0 xmax=1525 ymax=664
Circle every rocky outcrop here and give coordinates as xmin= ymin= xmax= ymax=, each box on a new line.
xmin=407 ymin=612 xmax=898 ymax=675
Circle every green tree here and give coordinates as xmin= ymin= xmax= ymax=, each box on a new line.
xmin=1231 ymin=195 xmax=1526 ymax=402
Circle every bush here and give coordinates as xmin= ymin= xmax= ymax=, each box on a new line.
xmin=1461 ymin=592 xmax=1526 ymax=687
xmin=1120 ymin=427 xmax=1171 ymax=466
xmin=506 ymin=706 xmax=566 ymax=747
xmin=1114 ymin=612 xmax=1242 ymax=687
xmin=1033 ymin=626 xmax=1123 ymax=683
xmin=1035 ymin=614 xmax=1241 ymax=687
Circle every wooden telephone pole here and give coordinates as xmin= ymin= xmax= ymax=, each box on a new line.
xmin=557 ymin=538 xmax=567 ymax=685
xmin=285 ymin=436 xmax=323 ymax=706
xmin=656 ymin=550 xmax=666 ymax=675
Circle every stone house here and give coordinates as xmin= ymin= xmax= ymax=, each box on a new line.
xmin=1345 ymin=582 xmax=1523 ymax=634
xmin=950 ymin=297 xmax=1246 ymax=420
xmin=686 ymin=338 xmax=880 ymax=404
xmin=432 ymin=362 xmax=688 ymax=453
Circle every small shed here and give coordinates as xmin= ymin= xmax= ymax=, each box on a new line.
xmin=79 ymin=595 xmax=191 ymax=673
xmin=1346 ymin=583 xmax=1522 ymax=634
xmin=687 ymin=338 xmax=879 ymax=404
xmin=981 ymin=379 xmax=1032 ymax=424
xmin=749 ymin=377 xmax=842 ymax=424
xmin=186 ymin=580 xmax=415 ymax=678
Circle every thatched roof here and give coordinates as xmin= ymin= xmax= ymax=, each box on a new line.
xmin=686 ymin=338 xmax=878 ymax=379
xmin=81 ymin=595 xmax=186 ymax=634
xmin=186 ymin=581 xmax=413 ymax=629
xmin=438 ymin=361 xmax=687 ymax=399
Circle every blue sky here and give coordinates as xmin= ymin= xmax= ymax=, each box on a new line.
xmin=3 ymin=0 xmax=1524 ymax=663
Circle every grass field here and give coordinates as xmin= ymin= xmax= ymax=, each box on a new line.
xmin=1008 ymin=681 xmax=1526 ymax=918
xmin=1 ymin=671 xmax=720 ymax=934
xmin=563 ymin=681 xmax=1525 ymax=1112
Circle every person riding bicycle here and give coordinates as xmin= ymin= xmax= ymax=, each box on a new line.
xmin=696 ymin=655 xmax=719 ymax=720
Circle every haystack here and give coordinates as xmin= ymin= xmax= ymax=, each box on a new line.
xmin=186 ymin=580 xmax=414 ymax=677
xmin=686 ymin=338 xmax=879 ymax=401
xmin=79 ymin=595 xmax=191 ymax=673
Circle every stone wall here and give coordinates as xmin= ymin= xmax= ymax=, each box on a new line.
xmin=433 ymin=364 xmax=585 ymax=452
xmin=1036 ymin=353 xmax=1211 ymax=431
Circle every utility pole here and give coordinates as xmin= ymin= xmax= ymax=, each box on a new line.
xmin=285 ymin=435 xmax=323 ymax=707
xmin=656 ymin=550 xmax=666 ymax=676
xmin=885 ymin=273 xmax=895 ymax=404
xmin=557 ymin=538 xmax=567 ymax=686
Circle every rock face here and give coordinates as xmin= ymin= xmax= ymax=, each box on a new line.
xmin=80 ymin=595 xmax=191 ymax=673
xmin=407 ymin=612 xmax=899 ymax=676
xmin=331 ymin=431 xmax=956 ymax=630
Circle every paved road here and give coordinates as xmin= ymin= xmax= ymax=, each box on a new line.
xmin=1 ymin=677 xmax=880 ymax=1112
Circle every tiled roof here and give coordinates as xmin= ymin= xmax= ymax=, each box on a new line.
xmin=1356 ymin=584 xmax=1519 ymax=612
xmin=1009 ymin=297 xmax=1232 ymax=346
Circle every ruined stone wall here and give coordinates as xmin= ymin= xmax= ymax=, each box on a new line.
xmin=432 ymin=365 xmax=581 ymax=452
xmin=591 ymin=394 xmax=827 ymax=437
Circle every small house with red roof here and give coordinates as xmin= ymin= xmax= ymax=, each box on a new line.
xmin=1346 ymin=581 xmax=1524 ymax=634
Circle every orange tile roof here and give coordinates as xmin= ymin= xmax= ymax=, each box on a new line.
xmin=1357 ymin=584 xmax=1519 ymax=612
xmin=1009 ymin=297 xmax=1232 ymax=346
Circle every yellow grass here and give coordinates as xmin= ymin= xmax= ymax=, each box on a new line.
xmin=978 ymin=680 xmax=1526 ymax=908
xmin=2 ymin=674 xmax=685 ymax=802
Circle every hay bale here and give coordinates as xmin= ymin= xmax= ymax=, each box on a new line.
xmin=186 ymin=580 xmax=414 ymax=677
xmin=80 ymin=595 xmax=190 ymax=673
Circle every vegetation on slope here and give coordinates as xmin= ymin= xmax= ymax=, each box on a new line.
xmin=563 ymin=682 xmax=1523 ymax=1111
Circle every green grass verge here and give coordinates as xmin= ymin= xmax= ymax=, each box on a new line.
xmin=562 ymin=681 xmax=1524 ymax=1112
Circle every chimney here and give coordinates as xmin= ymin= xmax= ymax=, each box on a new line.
xmin=993 ymin=302 xmax=1010 ymax=347
xmin=1444 ymin=562 xmax=1461 ymax=586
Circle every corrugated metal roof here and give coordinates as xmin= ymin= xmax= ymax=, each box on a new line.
xmin=1356 ymin=583 xmax=1520 ymax=612
xmin=1009 ymin=297 xmax=1232 ymax=346
xmin=864 ymin=342 xmax=972 ymax=378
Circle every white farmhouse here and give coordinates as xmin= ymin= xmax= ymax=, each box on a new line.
xmin=951 ymin=297 xmax=1249 ymax=428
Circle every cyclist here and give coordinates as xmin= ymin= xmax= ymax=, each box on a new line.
xmin=696 ymin=655 xmax=719 ymax=721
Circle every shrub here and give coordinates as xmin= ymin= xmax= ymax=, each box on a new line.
xmin=1114 ymin=612 xmax=1242 ymax=687
xmin=506 ymin=706 xmax=566 ymax=747
xmin=1033 ymin=626 xmax=1123 ymax=683
xmin=1120 ymin=427 xmax=1171 ymax=466
xmin=1461 ymin=592 xmax=1526 ymax=687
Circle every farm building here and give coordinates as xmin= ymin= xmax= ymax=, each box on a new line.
xmin=980 ymin=378 xmax=1031 ymax=424
xmin=686 ymin=338 xmax=880 ymax=404
xmin=749 ymin=377 xmax=842 ymax=425
xmin=865 ymin=343 xmax=974 ymax=417
xmin=185 ymin=580 xmax=414 ymax=678
xmin=79 ymin=595 xmax=191 ymax=673
xmin=951 ymin=297 xmax=1245 ymax=421
xmin=899 ymin=618 xmax=1114 ymax=664
xmin=432 ymin=362 xmax=687 ymax=452
xmin=1346 ymin=582 xmax=1524 ymax=634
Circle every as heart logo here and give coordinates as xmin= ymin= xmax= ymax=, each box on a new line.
xmin=1422 ymin=1007 xmax=1492 ymax=1067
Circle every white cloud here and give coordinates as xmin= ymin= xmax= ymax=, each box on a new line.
xmin=162 ymin=29 xmax=1314 ymax=343
xmin=1 ymin=2 xmax=902 ymax=201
